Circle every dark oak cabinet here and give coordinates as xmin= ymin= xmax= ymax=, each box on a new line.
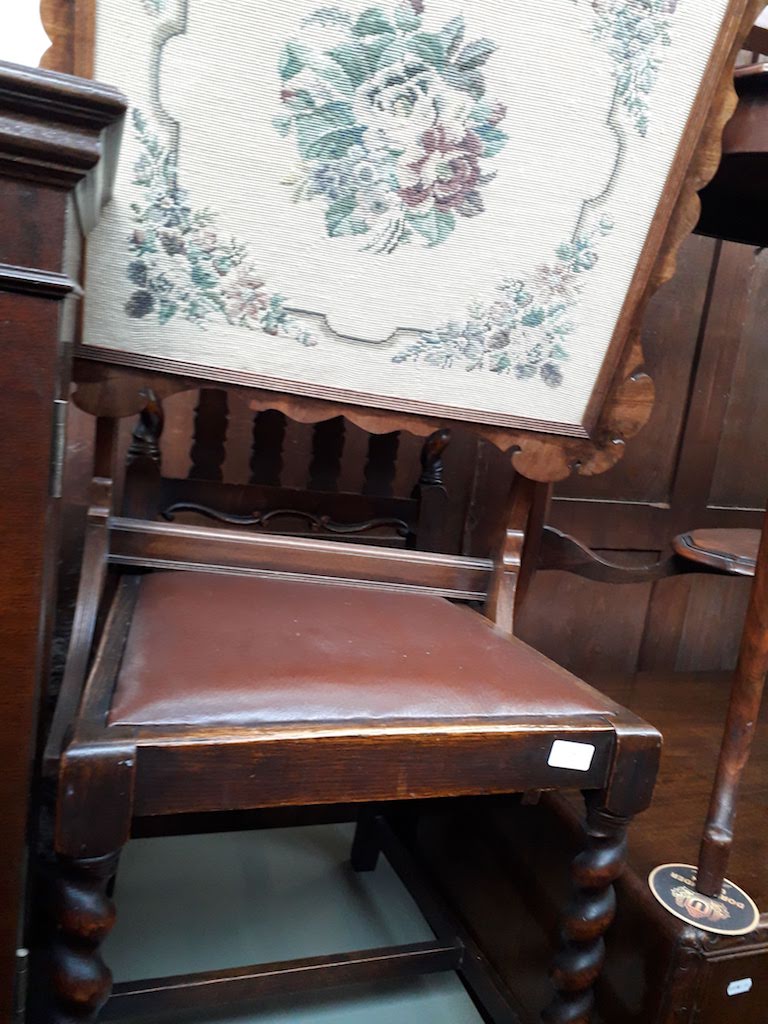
xmin=0 ymin=62 xmax=124 ymax=1022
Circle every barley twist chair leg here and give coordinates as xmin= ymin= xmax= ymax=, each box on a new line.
xmin=50 ymin=851 xmax=121 ymax=1024
xmin=542 ymin=794 xmax=629 ymax=1024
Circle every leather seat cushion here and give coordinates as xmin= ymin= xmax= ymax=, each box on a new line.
xmin=108 ymin=571 xmax=622 ymax=728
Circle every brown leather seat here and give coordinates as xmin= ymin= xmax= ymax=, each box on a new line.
xmin=109 ymin=571 xmax=623 ymax=728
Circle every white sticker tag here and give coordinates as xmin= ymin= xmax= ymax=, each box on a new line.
xmin=548 ymin=740 xmax=596 ymax=772
xmin=727 ymin=978 xmax=753 ymax=996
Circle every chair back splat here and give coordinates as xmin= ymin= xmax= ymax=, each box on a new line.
xmin=37 ymin=0 xmax=764 ymax=1021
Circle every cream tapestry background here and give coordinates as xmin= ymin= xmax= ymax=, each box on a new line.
xmin=83 ymin=0 xmax=729 ymax=431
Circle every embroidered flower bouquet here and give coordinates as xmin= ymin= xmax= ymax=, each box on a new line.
xmin=274 ymin=2 xmax=510 ymax=254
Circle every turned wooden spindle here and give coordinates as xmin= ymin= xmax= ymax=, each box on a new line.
xmin=308 ymin=417 xmax=346 ymax=492
xmin=250 ymin=409 xmax=287 ymax=486
xmin=409 ymin=429 xmax=451 ymax=552
xmin=543 ymin=797 xmax=629 ymax=1024
xmin=50 ymin=852 xmax=120 ymax=1024
xmin=189 ymin=388 xmax=229 ymax=481
xmin=123 ymin=389 xmax=164 ymax=518
xmin=417 ymin=428 xmax=451 ymax=489
xmin=126 ymin=388 xmax=164 ymax=466
xmin=363 ymin=431 xmax=400 ymax=497
xmin=696 ymin=506 xmax=768 ymax=896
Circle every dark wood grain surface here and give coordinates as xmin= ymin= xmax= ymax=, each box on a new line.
xmin=0 ymin=60 xmax=125 ymax=1023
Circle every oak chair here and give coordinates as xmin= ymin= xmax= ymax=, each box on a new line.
xmin=37 ymin=0 xmax=764 ymax=1022
xmin=45 ymin=362 xmax=662 ymax=1024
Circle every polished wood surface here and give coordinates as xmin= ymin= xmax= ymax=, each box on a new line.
xmin=674 ymin=528 xmax=760 ymax=575
xmin=605 ymin=509 xmax=768 ymax=898
xmin=0 ymin=60 xmax=125 ymax=1024
xmin=599 ymin=671 xmax=768 ymax=905
xmin=516 ymin=39 xmax=768 ymax=676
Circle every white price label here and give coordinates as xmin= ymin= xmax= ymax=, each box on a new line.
xmin=548 ymin=740 xmax=596 ymax=772
xmin=727 ymin=978 xmax=753 ymax=996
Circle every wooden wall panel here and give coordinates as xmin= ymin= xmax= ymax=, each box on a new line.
xmin=515 ymin=230 xmax=766 ymax=679
xmin=675 ymin=574 xmax=752 ymax=671
xmin=558 ymin=232 xmax=719 ymax=507
xmin=516 ymin=573 xmax=654 ymax=677
xmin=710 ymin=246 xmax=768 ymax=507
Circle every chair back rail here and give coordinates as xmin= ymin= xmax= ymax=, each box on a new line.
xmin=144 ymin=385 xmax=452 ymax=551
xmin=107 ymin=517 xmax=493 ymax=602
xmin=70 ymin=368 xmax=555 ymax=633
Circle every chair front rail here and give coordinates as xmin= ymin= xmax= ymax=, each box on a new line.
xmin=126 ymin=719 xmax=619 ymax=819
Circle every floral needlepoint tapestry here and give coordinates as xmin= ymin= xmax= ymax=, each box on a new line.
xmin=84 ymin=0 xmax=729 ymax=432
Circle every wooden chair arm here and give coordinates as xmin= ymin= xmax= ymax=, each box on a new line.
xmin=43 ymin=504 xmax=112 ymax=773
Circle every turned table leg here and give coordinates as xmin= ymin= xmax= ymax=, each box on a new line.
xmin=543 ymin=795 xmax=629 ymax=1024
xmin=50 ymin=851 xmax=121 ymax=1024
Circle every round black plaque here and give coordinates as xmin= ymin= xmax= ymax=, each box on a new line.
xmin=648 ymin=864 xmax=759 ymax=936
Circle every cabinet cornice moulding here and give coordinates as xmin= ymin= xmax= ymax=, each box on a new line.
xmin=0 ymin=60 xmax=127 ymax=230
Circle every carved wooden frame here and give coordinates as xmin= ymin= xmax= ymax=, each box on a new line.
xmin=42 ymin=0 xmax=765 ymax=482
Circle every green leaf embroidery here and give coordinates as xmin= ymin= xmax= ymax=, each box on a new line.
xmin=310 ymin=54 xmax=356 ymax=96
xmin=521 ymin=309 xmax=545 ymax=328
xmin=375 ymin=37 xmax=407 ymax=69
xmin=442 ymin=65 xmax=485 ymax=100
xmin=394 ymin=4 xmax=421 ymax=32
xmin=353 ymin=8 xmax=394 ymax=36
xmin=456 ymin=38 xmax=498 ymax=70
xmin=406 ymin=32 xmax=446 ymax=68
xmin=279 ymin=40 xmax=309 ymax=80
xmin=439 ymin=15 xmax=466 ymax=57
xmin=294 ymin=101 xmax=355 ymax=152
xmin=407 ymin=209 xmax=456 ymax=247
xmin=272 ymin=115 xmax=293 ymax=137
xmin=331 ymin=37 xmax=394 ymax=85
xmin=157 ymin=299 xmax=178 ymax=324
xmin=474 ymin=124 xmax=508 ymax=158
xmin=305 ymin=125 xmax=366 ymax=160
xmin=326 ymin=196 xmax=356 ymax=234
xmin=326 ymin=196 xmax=369 ymax=236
